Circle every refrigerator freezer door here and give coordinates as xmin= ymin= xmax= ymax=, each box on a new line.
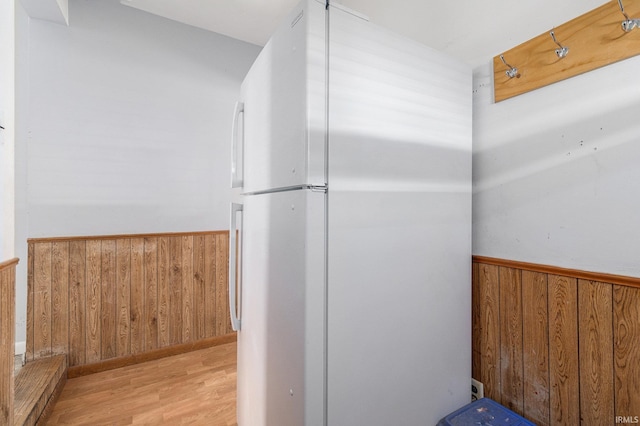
xmin=231 ymin=102 xmax=245 ymax=188
xmin=237 ymin=189 xmax=326 ymax=426
xmin=239 ymin=0 xmax=326 ymax=194
xmin=326 ymin=5 xmax=472 ymax=426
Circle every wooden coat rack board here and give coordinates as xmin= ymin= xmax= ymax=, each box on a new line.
xmin=493 ymin=0 xmax=640 ymax=102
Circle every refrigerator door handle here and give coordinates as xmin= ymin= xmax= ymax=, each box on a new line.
xmin=229 ymin=202 xmax=243 ymax=331
xmin=231 ymin=101 xmax=245 ymax=188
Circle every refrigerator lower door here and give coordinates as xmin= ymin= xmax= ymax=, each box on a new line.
xmin=237 ymin=189 xmax=326 ymax=426
xmin=327 ymin=190 xmax=471 ymax=425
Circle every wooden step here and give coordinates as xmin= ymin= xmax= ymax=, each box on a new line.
xmin=14 ymin=355 xmax=67 ymax=426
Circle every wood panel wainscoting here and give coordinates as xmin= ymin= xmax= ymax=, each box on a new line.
xmin=472 ymin=256 xmax=640 ymax=426
xmin=26 ymin=231 xmax=234 ymax=375
xmin=1 ymin=258 xmax=19 ymax=425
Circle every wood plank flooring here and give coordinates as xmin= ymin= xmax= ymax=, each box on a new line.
xmin=45 ymin=342 xmax=237 ymax=425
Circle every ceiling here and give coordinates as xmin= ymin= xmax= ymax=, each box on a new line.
xmin=118 ymin=0 xmax=492 ymax=63
xmin=22 ymin=0 xmax=610 ymax=69
xmin=118 ymin=0 xmax=605 ymax=68
xmin=120 ymin=0 xmax=300 ymax=47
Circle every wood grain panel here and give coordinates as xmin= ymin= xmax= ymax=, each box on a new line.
xmin=181 ymin=236 xmax=194 ymax=343
xmin=101 ymin=240 xmax=117 ymax=360
xmin=193 ymin=235 xmax=206 ymax=341
xmin=473 ymin=255 xmax=640 ymax=290
xmin=34 ymin=243 xmax=52 ymax=358
xmin=476 ymin=263 xmax=501 ymax=401
xmin=130 ymin=238 xmax=145 ymax=354
xmin=68 ymin=241 xmax=86 ymax=367
xmin=614 ymin=285 xmax=640 ymax=416
xmin=499 ymin=267 xmax=524 ymax=414
xmin=205 ymin=234 xmax=217 ymax=338
xmin=0 ymin=258 xmax=18 ymax=426
xmin=86 ymin=240 xmax=102 ymax=363
xmin=26 ymin=244 xmax=34 ymax=361
xmin=521 ymin=271 xmax=549 ymax=426
xmin=471 ymin=262 xmax=481 ymax=381
xmin=157 ymin=237 xmax=170 ymax=348
xmin=474 ymin=258 xmax=640 ymax=426
xmin=216 ymin=233 xmax=230 ymax=335
xmin=144 ymin=237 xmax=159 ymax=352
xmin=548 ymin=274 xmax=579 ymax=426
xmin=26 ymin=231 xmax=232 ymax=370
xmin=578 ymin=280 xmax=614 ymax=425
xmin=51 ymin=242 xmax=69 ymax=356
xmin=169 ymin=236 xmax=182 ymax=346
xmin=116 ymin=239 xmax=131 ymax=357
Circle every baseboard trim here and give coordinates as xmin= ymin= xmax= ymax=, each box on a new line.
xmin=472 ymin=255 xmax=640 ymax=289
xmin=67 ymin=333 xmax=237 ymax=379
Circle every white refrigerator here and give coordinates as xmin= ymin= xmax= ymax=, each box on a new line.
xmin=229 ymin=1 xmax=472 ymax=425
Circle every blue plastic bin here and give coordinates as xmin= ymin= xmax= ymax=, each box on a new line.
xmin=437 ymin=398 xmax=536 ymax=426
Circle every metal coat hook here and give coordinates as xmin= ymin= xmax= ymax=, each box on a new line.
xmin=550 ymin=31 xmax=569 ymax=58
xmin=499 ymin=55 xmax=520 ymax=78
xmin=618 ymin=0 xmax=640 ymax=31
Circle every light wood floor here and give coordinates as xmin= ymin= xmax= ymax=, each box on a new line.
xmin=45 ymin=342 xmax=237 ymax=425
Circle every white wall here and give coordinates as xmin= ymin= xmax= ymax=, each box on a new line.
xmin=0 ymin=0 xmax=16 ymax=261
xmin=421 ymin=0 xmax=640 ymax=278
xmin=344 ymin=0 xmax=640 ymax=278
xmin=473 ymin=55 xmax=640 ymax=277
xmin=14 ymin=1 xmax=30 ymax=355
xmin=11 ymin=0 xmax=640 ymax=348
xmin=13 ymin=0 xmax=260 ymax=346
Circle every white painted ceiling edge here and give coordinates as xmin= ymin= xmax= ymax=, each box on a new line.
xmin=120 ymin=0 xmax=298 ymax=47
xmin=22 ymin=0 xmax=611 ymax=68
xmin=118 ymin=0 xmax=608 ymax=68
xmin=20 ymin=0 xmax=69 ymax=25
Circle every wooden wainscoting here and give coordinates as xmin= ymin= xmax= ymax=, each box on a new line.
xmin=26 ymin=232 xmax=232 ymax=369
xmin=1 ymin=257 xmax=18 ymax=426
xmin=472 ymin=256 xmax=640 ymax=425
